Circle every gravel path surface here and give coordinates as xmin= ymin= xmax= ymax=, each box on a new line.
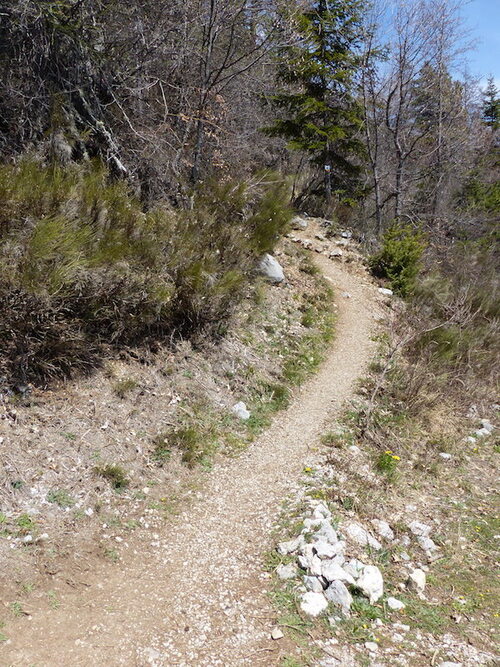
xmin=3 ymin=248 xmax=380 ymax=666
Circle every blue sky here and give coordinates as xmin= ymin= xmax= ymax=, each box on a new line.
xmin=461 ymin=0 xmax=500 ymax=87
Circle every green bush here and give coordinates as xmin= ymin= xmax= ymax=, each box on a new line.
xmin=369 ymin=224 xmax=426 ymax=296
xmin=96 ymin=464 xmax=129 ymax=490
xmin=0 ymin=161 xmax=292 ymax=385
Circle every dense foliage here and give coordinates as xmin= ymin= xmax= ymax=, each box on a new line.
xmin=265 ymin=0 xmax=365 ymax=210
xmin=0 ymin=161 xmax=291 ymax=384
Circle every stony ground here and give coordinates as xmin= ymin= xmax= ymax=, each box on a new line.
xmin=268 ymin=431 xmax=498 ymax=667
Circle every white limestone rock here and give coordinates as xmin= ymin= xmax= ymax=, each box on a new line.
xmin=357 ymin=565 xmax=384 ymax=604
xmin=407 ymin=568 xmax=426 ymax=594
xmin=344 ymin=522 xmax=382 ymax=550
xmin=408 ymin=521 xmax=432 ymax=538
xmin=325 ymin=580 xmax=353 ymax=614
xmin=387 ymin=597 xmax=406 ymax=611
xmin=257 ymin=254 xmax=285 ymax=283
xmin=303 ymin=575 xmax=324 ymax=593
xmin=231 ymin=401 xmax=250 ymax=420
xmin=321 ymin=561 xmax=356 ymax=585
xmin=276 ymin=563 xmax=297 ymax=580
xmin=370 ymin=519 xmax=395 ymax=541
xmin=300 ymin=591 xmax=328 ymax=617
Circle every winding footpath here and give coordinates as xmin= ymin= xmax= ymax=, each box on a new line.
xmin=3 ymin=242 xmax=380 ymax=666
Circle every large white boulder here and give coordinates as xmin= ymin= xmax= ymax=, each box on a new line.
xmin=344 ymin=522 xmax=382 ymax=550
xmin=257 ymin=254 xmax=285 ymax=283
xmin=321 ymin=560 xmax=356 ymax=585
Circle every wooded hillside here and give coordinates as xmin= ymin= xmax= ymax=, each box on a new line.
xmin=0 ymin=0 xmax=498 ymax=391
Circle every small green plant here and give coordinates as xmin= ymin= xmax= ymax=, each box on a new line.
xmin=96 ymin=464 xmax=129 ymax=490
xmin=263 ymin=382 xmax=291 ymax=411
xmin=103 ymin=547 xmax=119 ymax=563
xmin=47 ymin=489 xmax=75 ymax=508
xmin=300 ymin=309 xmax=315 ymax=328
xmin=112 ymin=378 xmax=138 ymax=399
xmin=281 ymin=657 xmax=306 ymax=667
xmin=320 ymin=431 xmax=344 ymax=447
xmin=20 ymin=582 xmax=35 ymax=594
xmin=16 ymin=513 xmax=35 ymax=534
xmin=170 ymin=426 xmax=203 ymax=467
xmin=369 ymin=224 xmax=425 ymax=296
xmin=151 ymin=432 xmax=172 ymax=465
xmin=9 ymin=601 xmax=24 ymax=617
xmin=299 ymin=257 xmax=320 ymax=275
xmin=375 ymin=450 xmax=400 ymax=479
xmin=47 ymin=590 xmax=60 ymax=610
xmin=0 ymin=621 xmax=7 ymax=642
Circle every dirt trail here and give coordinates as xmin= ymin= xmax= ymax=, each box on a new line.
xmin=2 ymin=240 xmax=380 ymax=666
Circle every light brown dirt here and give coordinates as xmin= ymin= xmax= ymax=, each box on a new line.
xmin=1 ymin=233 xmax=381 ymax=666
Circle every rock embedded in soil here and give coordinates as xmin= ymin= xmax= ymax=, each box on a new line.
xmin=300 ymin=591 xmax=328 ymax=617
xmin=270 ymin=627 xmax=284 ymax=640
xmin=357 ymin=565 xmax=384 ymax=604
xmin=407 ymin=568 xmax=426 ymax=594
xmin=231 ymin=401 xmax=251 ymax=420
xmin=387 ymin=597 xmax=406 ymax=611
xmin=257 ymin=253 xmax=285 ymax=283
xmin=291 ymin=216 xmax=308 ymax=230
xmin=480 ymin=418 xmax=494 ymax=433
xmin=325 ymin=580 xmax=353 ymax=614
xmin=276 ymin=563 xmax=297 ymax=580
xmin=408 ymin=520 xmax=432 ymax=537
xmin=365 ymin=641 xmax=379 ymax=652
xmin=344 ymin=522 xmax=382 ymax=550
xmin=370 ymin=519 xmax=395 ymax=541
xmin=417 ymin=534 xmax=439 ymax=556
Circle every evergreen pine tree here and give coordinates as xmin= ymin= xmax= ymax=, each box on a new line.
xmin=265 ymin=0 xmax=365 ymax=208
xmin=483 ymin=76 xmax=500 ymax=130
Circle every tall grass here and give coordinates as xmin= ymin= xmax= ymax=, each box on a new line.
xmin=0 ymin=160 xmax=292 ymax=385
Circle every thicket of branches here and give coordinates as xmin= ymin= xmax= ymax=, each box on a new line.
xmin=0 ymin=0 xmax=498 ymax=388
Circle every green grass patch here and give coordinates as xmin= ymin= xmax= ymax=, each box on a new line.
xmin=46 ymin=489 xmax=75 ymax=508
xmin=112 ymin=378 xmax=138 ymax=399
xmin=96 ymin=464 xmax=129 ymax=490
